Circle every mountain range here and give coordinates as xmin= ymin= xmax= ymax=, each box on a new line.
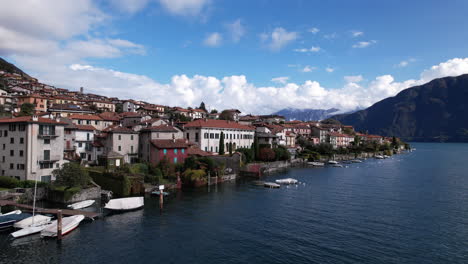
xmin=272 ymin=108 xmax=340 ymax=121
xmin=334 ymin=74 xmax=468 ymax=142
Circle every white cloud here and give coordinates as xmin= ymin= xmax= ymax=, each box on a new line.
xmin=397 ymin=58 xmax=416 ymax=68
xmin=324 ymin=33 xmax=337 ymax=39
xmin=203 ymin=32 xmax=222 ymax=47
xmin=301 ymin=66 xmax=316 ymax=73
xmin=344 ymin=75 xmax=363 ymax=83
xmin=351 ymin=30 xmax=364 ymax=37
xmin=271 ymin=77 xmax=289 ymax=84
xmin=261 ymin=27 xmax=298 ymax=51
xmin=158 ymin=0 xmax=211 ymax=16
xmin=110 ymin=0 xmax=151 ymax=14
xmin=293 ymin=46 xmax=321 ymax=53
xmin=326 ymin=67 xmax=335 ymax=73
xmin=352 ymin=40 xmax=377 ymax=48
xmin=225 ymin=19 xmax=245 ymax=43
xmin=308 ymin=27 xmax=320 ymax=34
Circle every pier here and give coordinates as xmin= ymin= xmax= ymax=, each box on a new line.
xmin=0 ymin=200 xmax=100 ymax=219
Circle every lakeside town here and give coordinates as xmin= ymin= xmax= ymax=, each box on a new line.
xmin=0 ymin=69 xmax=408 ymax=192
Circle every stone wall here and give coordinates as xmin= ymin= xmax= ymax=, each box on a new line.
xmin=47 ymin=186 xmax=101 ymax=204
xmin=210 ymin=153 xmax=242 ymax=174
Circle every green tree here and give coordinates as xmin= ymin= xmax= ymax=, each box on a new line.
xmin=199 ymin=102 xmax=207 ymax=112
xmin=210 ymin=109 xmax=218 ymax=114
xmin=321 ymin=118 xmax=341 ymax=125
xmin=228 ymin=142 xmax=233 ymax=155
xmin=19 ymin=103 xmax=35 ymax=116
xmin=219 ymin=132 xmax=225 ymax=155
xmin=252 ymin=135 xmax=260 ymax=160
xmin=219 ymin=110 xmax=234 ymax=121
xmin=53 ymin=163 xmax=90 ymax=188
xmin=115 ymin=103 xmax=123 ymax=113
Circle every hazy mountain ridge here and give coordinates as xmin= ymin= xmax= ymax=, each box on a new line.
xmin=334 ymin=74 xmax=468 ymax=142
xmin=273 ymin=108 xmax=340 ymax=121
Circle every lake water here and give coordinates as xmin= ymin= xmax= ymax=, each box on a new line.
xmin=1 ymin=143 xmax=467 ymax=263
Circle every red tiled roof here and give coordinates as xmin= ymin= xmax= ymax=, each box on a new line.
xmin=184 ymin=119 xmax=254 ymax=130
xmin=141 ymin=125 xmax=178 ymax=132
xmin=138 ymin=117 xmax=163 ymax=125
xmin=69 ymin=114 xmax=102 ymax=121
xmin=102 ymin=125 xmax=137 ymax=133
xmin=150 ymin=139 xmax=189 ymax=149
xmin=119 ymin=112 xmax=142 ymax=118
xmin=187 ymin=146 xmax=213 ymax=157
xmin=0 ymin=116 xmax=67 ymax=125
xmin=99 ymin=112 xmax=120 ymax=121
xmin=75 ymin=125 xmax=96 ymax=131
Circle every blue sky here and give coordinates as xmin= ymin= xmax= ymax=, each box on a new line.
xmin=2 ymin=0 xmax=468 ymax=113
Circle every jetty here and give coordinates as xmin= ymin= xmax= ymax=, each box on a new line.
xmin=0 ymin=200 xmax=100 ymax=219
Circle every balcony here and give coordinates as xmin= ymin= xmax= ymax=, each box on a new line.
xmin=38 ymin=155 xmax=62 ymax=163
xmin=38 ymin=133 xmax=59 ymax=139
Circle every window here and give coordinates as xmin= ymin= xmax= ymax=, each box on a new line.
xmin=210 ymin=133 xmax=214 ymax=139
xmin=87 ymin=133 xmax=90 ymax=141
xmin=20 ymin=137 xmax=24 ymax=144
xmin=86 ymin=120 xmax=91 ymax=125
xmin=186 ymin=133 xmax=190 ymax=140
xmin=204 ymin=133 xmax=208 ymax=139
xmin=173 ymin=157 xmax=177 ymax=164
xmin=195 ymin=133 xmax=199 ymax=142
xmin=8 ymin=124 xmax=16 ymax=131
xmin=10 ymin=138 xmax=14 ymax=144
xmin=131 ymin=146 xmax=134 ymax=153
xmin=182 ymin=149 xmax=185 ymax=154
xmin=4 ymin=131 xmax=7 ymax=137
xmin=95 ymin=121 xmax=98 ymax=125
xmin=44 ymin=139 xmax=50 ymax=144
xmin=10 ymin=163 xmax=14 ymax=169
xmin=215 ymin=133 xmax=219 ymax=139
xmin=16 ymin=164 xmax=25 ymax=170
xmin=78 ymin=142 xmax=82 ymax=147
xmin=118 ymin=135 xmax=122 ymax=140
xmin=174 ymin=149 xmax=178 ymax=154
xmin=80 ymin=153 xmax=86 ymax=159
xmin=41 ymin=175 xmax=51 ymax=182
xmin=131 ymin=135 xmax=134 ymax=140
xmin=39 ymin=125 xmax=55 ymax=136
xmin=118 ymin=146 xmax=122 ymax=151
xmin=43 ymin=150 xmax=50 ymax=160
xmin=216 ymin=147 xmax=218 ymax=152
xmin=205 ymin=147 xmax=207 ymax=151
xmin=19 ymin=124 xmax=26 ymax=131
xmin=19 ymin=150 xmax=23 ymax=157
xmin=10 ymin=150 xmax=14 ymax=156
xmin=163 ymin=149 xmax=167 ymax=155
xmin=1 ymin=170 xmax=4 ymax=176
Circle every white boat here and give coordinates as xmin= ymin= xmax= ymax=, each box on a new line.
xmin=11 ymin=223 xmax=53 ymax=238
xmin=332 ymin=164 xmax=344 ymax=168
xmin=351 ymin=159 xmax=362 ymax=163
xmin=264 ymin=182 xmax=280 ymax=188
xmin=375 ymin=155 xmax=384 ymax=159
xmin=308 ymin=162 xmax=325 ymax=167
xmin=328 ymin=160 xmax=339 ymax=165
xmin=67 ymin=200 xmax=95 ymax=210
xmin=383 ymin=155 xmax=390 ymax=158
xmin=14 ymin=214 xmax=51 ymax=229
xmin=1 ymin=210 xmax=21 ymax=216
xmin=275 ymin=178 xmax=298 ymax=184
xmin=41 ymin=215 xmax=85 ymax=237
xmin=104 ymin=197 xmax=144 ymax=211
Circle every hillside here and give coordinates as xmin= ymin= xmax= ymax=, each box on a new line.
xmin=0 ymin=57 xmax=32 ymax=79
xmin=273 ymin=108 xmax=340 ymax=121
xmin=334 ymin=74 xmax=468 ymax=142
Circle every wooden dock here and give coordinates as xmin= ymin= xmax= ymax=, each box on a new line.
xmin=0 ymin=200 xmax=101 ymax=219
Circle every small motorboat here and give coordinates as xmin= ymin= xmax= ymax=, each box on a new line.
xmin=41 ymin=215 xmax=85 ymax=238
xmin=308 ymin=162 xmax=325 ymax=167
xmin=264 ymin=182 xmax=280 ymax=188
xmin=383 ymin=155 xmax=390 ymax=158
xmin=67 ymin=200 xmax=95 ymax=210
xmin=0 ymin=211 xmax=31 ymax=231
xmin=351 ymin=159 xmax=362 ymax=163
xmin=11 ymin=223 xmax=53 ymax=238
xmin=328 ymin=160 xmax=339 ymax=165
xmin=151 ymin=190 xmax=169 ymax=196
xmin=14 ymin=215 xmax=52 ymax=229
xmin=332 ymin=164 xmax=344 ymax=168
xmin=104 ymin=197 xmax=144 ymax=211
xmin=275 ymin=178 xmax=298 ymax=184
xmin=375 ymin=155 xmax=384 ymax=159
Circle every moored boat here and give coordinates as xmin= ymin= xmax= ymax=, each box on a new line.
xmin=41 ymin=215 xmax=85 ymax=237
xmin=67 ymin=200 xmax=95 ymax=210
xmin=275 ymin=178 xmax=298 ymax=184
xmin=351 ymin=159 xmax=363 ymax=163
xmin=11 ymin=223 xmax=53 ymax=238
xmin=14 ymin=215 xmax=52 ymax=229
xmin=328 ymin=160 xmax=339 ymax=165
xmin=332 ymin=164 xmax=344 ymax=168
xmin=264 ymin=182 xmax=280 ymax=188
xmin=0 ymin=212 xmax=31 ymax=231
xmin=308 ymin=162 xmax=325 ymax=167
xmin=375 ymin=155 xmax=384 ymax=159
xmin=104 ymin=197 xmax=144 ymax=211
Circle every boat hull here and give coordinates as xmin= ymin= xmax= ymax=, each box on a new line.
xmin=67 ymin=200 xmax=95 ymax=210
xmin=41 ymin=215 xmax=85 ymax=237
xmin=11 ymin=224 xmax=51 ymax=238
xmin=104 ymin=197 xmax=144 ymax=211
xmin=14 ymin=215 xmax=52 ymax=229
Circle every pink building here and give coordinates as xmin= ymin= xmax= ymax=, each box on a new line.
xmin=150 ymin=139 xmax=189 ymax=165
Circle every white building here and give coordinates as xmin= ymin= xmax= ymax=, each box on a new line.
xmin=0 ymin=116 xmax=67 ymax=182
xmin=184 ymin=119 xmax=255 ymax=153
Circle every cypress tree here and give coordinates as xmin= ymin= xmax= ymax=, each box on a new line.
xmin=219 ymin=132 xmax=225 ymax=155
xmin=229 ymin=142 xmax=233 ymax=155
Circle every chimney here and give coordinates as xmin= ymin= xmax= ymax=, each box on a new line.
xmin=32 ymin=115 xmax=38 ymax=122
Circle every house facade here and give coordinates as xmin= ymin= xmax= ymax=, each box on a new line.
xmin=184 ymin=119 xmax=255 ymax=153
xmin=0 ymin=116 xmax=67 ymax=182
xmin=149 ymin=139 xmax=189 ymax=165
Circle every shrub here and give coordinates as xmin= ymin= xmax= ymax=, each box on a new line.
xmin=53 ymin=163 xmax=90 ymax=188
xmin=237 ymin=148 xmax=254 ymax=163
xmin=0 ymin=176 xmax=20 ymax=188
xmin=258 ymin=148 xmax=275 ymax=162
xmin=182 ymin=169 xmax=206 ymax=182
xmin=273 ymin=146 xmax=290 ymax=161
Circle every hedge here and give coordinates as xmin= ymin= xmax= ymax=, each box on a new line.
xmin=0 ymin=176 xmax=49 ymax=189
xmin=89 ymin=170 xmax=131 ymax=197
